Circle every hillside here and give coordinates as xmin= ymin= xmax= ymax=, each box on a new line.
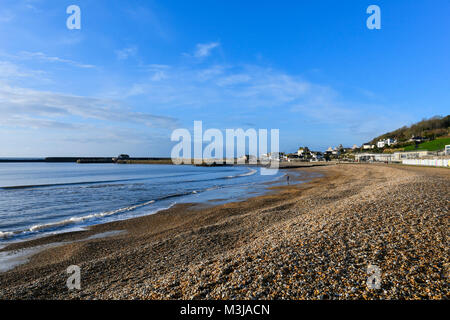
xmin=403 ymin=137 xmax=450 ymax=151
xmin=370 ymin=115 xmax=450 ymax=144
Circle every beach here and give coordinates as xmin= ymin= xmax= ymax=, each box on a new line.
xmin=0 ymin=164 xmax=448 ymax=299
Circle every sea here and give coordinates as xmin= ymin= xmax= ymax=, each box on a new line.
xmin=0 ymin=162 xmax=298 ymax=245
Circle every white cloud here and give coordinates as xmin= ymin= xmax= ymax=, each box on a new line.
xmin=191 ymin=42 xmax=220 ymax=58
xmin=122 ymin=64 xmax=316 ymax=109
xmin=0 ymin=83 xmax=179 ymax=130
xmin=111 ymin=61 xmax=405 ymax=144
xmin=216 ymin=74 xmax=251 ymax=86
xmin=145 ymin=64 xmax=170 ymax=70
xmin=18 ymin=51 xmax=95 ymax=68
xmin=0 ymin=60 xmax=45 ymax=79
xmin=115 ymin=47 xmax=138 ymax=60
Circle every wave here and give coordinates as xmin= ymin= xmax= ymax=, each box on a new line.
xmin=29 ymin=200 xmax=156 ymax=232
xmin=0 ymin=187 xmax=208 ymax=239
xmin=1 ymin=167 xmax=258 ymax=190
xmin=0 ymin=167 xmax=265 ymax=241
xmin=237 ymin=168 xmax=257 ymax=177
xmin=0 ymin=231 xmax=15 ymax=239
xmin=226 ymin=168 xmax=257 ymax=178
xmin=0 ymin=200 xmax=156 ymax=240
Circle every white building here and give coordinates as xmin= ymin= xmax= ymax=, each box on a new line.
xmin=377 ymin=138 xmax=397 ymax=148
xmin=393 ymin=151 xmax=432 ymax=161
xmin=377 ymin=140 xmax=386 ymax=148
xmin=355 ymin=153 xmax=393 ymax=162
xmin=263 ymin=152 xmax=283 ymax=161
xmin=362 ymin=144 xmax=375 ymax=150
xmin=297 ymin=147 xmax=310 ymax=157
xmin=387 ymin=138 xmax=397 ymax=146
xmin=310 ymin=152 xmax=324 ymax=161
xmin=445 ymin=145 xmax=450 ymax=156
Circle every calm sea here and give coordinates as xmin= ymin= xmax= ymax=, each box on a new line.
xmin=0 ymin=163 xmax=289 ymax=244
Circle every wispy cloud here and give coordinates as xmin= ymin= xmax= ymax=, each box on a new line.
xmin=18 ymin=51 xmax=95 ymax=69
xmin=0 ymin=39 xmax=402 ymax=154
xmin=115 ymin=46 xmax=138 ymax=60
xmin=0 ymin=83 xmax=179 ymax=130
xmin=122 ymin=64 xmax=315 ymax=109
xmin=0 ymin=60 xmax=46 ymax=79
xmin=183 ymin=42 xmax=221 ymax=59
xmin=112 ymin=61 xmax=404 ymax=142
xmin=195 ymin=42 xmax=220 ymax=58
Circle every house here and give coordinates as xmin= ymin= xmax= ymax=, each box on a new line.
xmin=387 ymin=138 xmax=397 ymax=146
xmin=238 ymin=155 xmax=257 ymax=163
xmin=248 ymin=155 xmax=258 ymax=163
xmin=446 ymin=145 xmax=450 ymax=156
xmin=238 ymin=155 xmax=250 ymax=163
xmin=297 ymin=147 xmax=310 ymax=157
xmin=377 ymin=138 xmax=397 ymax=148
xmin=409 ymin=135 xmax=425 ymax=143
xmin=264 ymin=152 xmax=284 ymax=161
xmin=352 ymin=144 xmax=359 ymax=150
xmin=310 ymin=151 xmax=324 ymax=161
xmin=362 ymin=144 xmax=373 ymax=150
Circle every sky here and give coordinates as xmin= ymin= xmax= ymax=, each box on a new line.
xmin=0 ymin=0 xmax=449 ymax=157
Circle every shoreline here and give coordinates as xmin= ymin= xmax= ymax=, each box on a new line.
xmin=0 ymin=166 xmax=312 ymax=250
xmin=0 ymin=164 xmax=448 ymax=299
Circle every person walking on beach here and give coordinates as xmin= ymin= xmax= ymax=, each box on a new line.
xmin=286 ymin=175 xmax=290 ymax=185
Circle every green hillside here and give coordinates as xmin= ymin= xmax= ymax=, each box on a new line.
xmin=403 ymin=137 xmax=450 ymax=151
xmin=370 ymin=115 xmax=450 ymax=144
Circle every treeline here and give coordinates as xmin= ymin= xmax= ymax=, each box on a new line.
xmin=370 ymin=115 xmax=450 ymax=143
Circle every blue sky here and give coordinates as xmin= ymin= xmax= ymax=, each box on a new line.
xmin=0 ymin=0 xmax=449 ymax=157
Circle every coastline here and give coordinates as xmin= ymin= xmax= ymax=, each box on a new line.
xmin=0 ymin=164 xmax=289 ymax=243
xmin=0 ymin=167 xmax=313 ymax=252
xmin=0 ymin=164 xmax=448 ymax=299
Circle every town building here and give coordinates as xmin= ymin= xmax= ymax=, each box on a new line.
xmin=310 ymin=152 xmax=324 ymax=161
xmin=393 ymin=151 xmax=433 ymax=161
xmin=297 ymin=147 xmax=310 ymax=157
xmin=377 ymin=138 xmax=397 ymax=148
xmin=355 ymin=153 xmax=393 ymax=162
xmin=362 ymin=144 xmax=375 ymax=150
xmin=409 ymin=135 xmax=425 ymax=143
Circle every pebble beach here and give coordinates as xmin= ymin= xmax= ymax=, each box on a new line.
xmin=0 ymin=164 xmax=448 ymax=300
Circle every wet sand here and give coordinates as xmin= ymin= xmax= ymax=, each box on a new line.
xmin=0 ymin=164 xmax=448 ymax=299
